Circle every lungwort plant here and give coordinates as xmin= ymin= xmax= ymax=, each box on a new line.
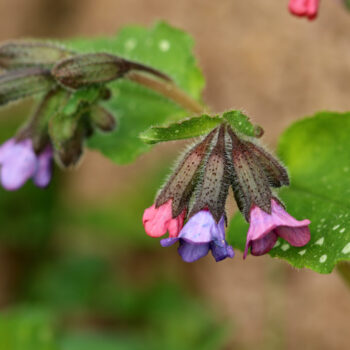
xmin=0 ymin=21 xmax=349 ymax=277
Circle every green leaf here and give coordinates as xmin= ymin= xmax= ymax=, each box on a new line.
xmin=228 ymin=111 xmax=350 ymax=274
xmin=222 ymin=110 xmax=262 ymax=138
xmin=64 ymin=21 xmax=204 ymax=163
xmin=140 ymin=114 xmax=221 ymax=144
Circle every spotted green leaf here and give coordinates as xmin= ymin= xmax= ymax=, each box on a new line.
xmin=228 ymin=111 xmax=350 ymax=273
xmin=140 ymin=114 xmax=221 ymax=144
xmin=64 ymin=21 xmax=204 ymax=163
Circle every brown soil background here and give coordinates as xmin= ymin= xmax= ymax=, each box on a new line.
xmin=0 ymin=0 xmax=350 ymax=349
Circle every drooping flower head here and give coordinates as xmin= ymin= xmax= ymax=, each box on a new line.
xmin=228 ymin=128 xmax=311 ymax=258
xmin=0 ymin=138 xmax=53 ymax=190
xmin=288 ymin=0 xmax=320 ymax=20
xmin=244 ymin=199 xmax=311 ymax=258
xmin=143 ymin=118 xmax=310 ymax=262
xmin=142 ymin=125 xmax=234 ymax=262
xmin=161 ymin=210 xmax=234 ymax=263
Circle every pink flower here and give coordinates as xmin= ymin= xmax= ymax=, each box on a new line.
xmin=142 ymin=199 xmax=186 ymax=238
xmin=0 ymin=138 xmax=53 ymax=191
xmin=288 ymin=0 xmax=320 ymax=20
xmin=244 ymin=199 xmax=311 ymax=258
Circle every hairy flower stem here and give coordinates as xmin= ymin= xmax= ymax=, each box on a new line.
xmin=336 ymin=262 xmax=350 ymax=289
xmin=126 ymin=71 xmax=205 ymax=114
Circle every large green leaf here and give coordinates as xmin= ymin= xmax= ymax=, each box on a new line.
xmin=228 ymin=111 xmax=350 ymax=273
xmin=64 ymin=21 xmax=204 ymax=163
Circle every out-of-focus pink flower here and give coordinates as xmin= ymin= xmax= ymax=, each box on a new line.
xmin=0 ymin=138 xmax=53 ymax=191
xmin=244 ymin=199 xmax=311 ymax=258
xmin=288 ymin=0 xmax=320 ymax=20
xmin=142 ymin=199 xmax=185 ymax=238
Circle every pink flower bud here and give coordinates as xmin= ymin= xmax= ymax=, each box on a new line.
xmin=142 ymin=199 xmax=185 ymax=238
xmin=288 ymin=0 xmax=320 ymax=20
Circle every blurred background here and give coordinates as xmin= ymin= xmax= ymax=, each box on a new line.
xmin=0 ymin=1 xmax=350 ymax=349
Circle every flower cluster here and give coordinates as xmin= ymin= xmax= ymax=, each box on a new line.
xmin=143 ymin=124 xmax=311 ymax=262
xmin=288 ymin=0 xmax=320 ymax=20
xmin=0 ymin=41 xmax=170 ymax=190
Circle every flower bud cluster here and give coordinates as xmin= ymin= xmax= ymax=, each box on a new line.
xmin=0 ymin=40 xmax=169 ymax=189
xmin=143 ymin=123 xmax=311 ymax=262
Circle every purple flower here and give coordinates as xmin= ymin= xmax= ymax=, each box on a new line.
xmin=0 ymin=138 xmax=53 ymax=190
xmin=161 ymin=210 xmax=234 ymax=263
xmin=244 ymin=199 xmax=311 ymax=258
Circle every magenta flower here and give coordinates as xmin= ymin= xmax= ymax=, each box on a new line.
xmin=0 ymin=138 xmax=53 ymax=190
xmin=161 ymin=210 xmax=234 ymax=263
xmin=142 ymin=199 xmax=186 ymax=238
xmin=288 ymin=0 xmax=320 ymax=20
xmin=244 ymin=199 xmax=311 ymax=258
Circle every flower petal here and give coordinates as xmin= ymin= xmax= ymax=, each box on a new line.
xmin=211 ymin=242 xmax=234 ymax=262
xmin=250 ymin=231 xmax=278 ymax=257
xmin=160 ymin=237 xmax=178 ymax=247
xmin=32 ymin=145 xmax=53 ymax=188
xmin=179 ymin=211 xmax=215 ymax=244
xmin=275 ymin=225 xmax=311 ymax=247
xmin=142 ymin=200 xmax=173 ymax=237
xmin=178 ymin=241 xmax=210 ymax=263
xmin=1 ymin=140 xmax=37 ymax=190
xmin=0 ymin=138 xmax=16 ymax=163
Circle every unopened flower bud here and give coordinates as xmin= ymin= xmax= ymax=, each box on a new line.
xmin=288 ymin=0 xmax=320 ymax=20
xmin=52 ymin=53 xmax=171 ymax=90
xmin=90 ymin=105 xmax=116 ymax=132
xmin=0 ymin=41 xmax=73 ymax=70
xmin=49 ymin=109 xmax=89 ymax=168
xmin=0 ymin=67 xmax=55 ymax=106
xmin=17 ymin=88 xmax=70 ymax=153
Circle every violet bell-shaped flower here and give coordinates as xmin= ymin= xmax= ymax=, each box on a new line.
xmin=288 ymin=0 xmax=320 ymax=20
xmin=0 ymin=138 xmax=53 ymax=190
xmin=244 ymin=198 xmax=311 ymax=258
xmin=161 ymin=210 xmax=234 ymax=263
xmin=143 ymin=199 xmax=186 ymax=238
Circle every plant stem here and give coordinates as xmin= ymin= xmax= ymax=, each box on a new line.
xmin=336 ymin=261 xmax=350 ymax=288
xmin=126 ymin=71 xmax=205 ymax=115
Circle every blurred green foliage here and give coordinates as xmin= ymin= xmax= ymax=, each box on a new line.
xmin=0 ymin=101 xmax=229 ymax=350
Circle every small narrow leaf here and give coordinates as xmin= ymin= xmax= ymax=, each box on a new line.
xmin=223 ymin=110 xmax=263 ymax=138
xmin=140 ymin=114 xmax=222 ymax=144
